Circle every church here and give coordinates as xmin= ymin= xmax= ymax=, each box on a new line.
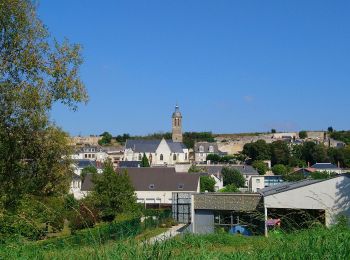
xmin=123 ymin=105 xmax=190 ymax=166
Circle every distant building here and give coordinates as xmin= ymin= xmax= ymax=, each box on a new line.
xmin=194 ymin=142 xmax=226 ymax=163
xmin=249 ymin=175 xmax=284 ymax=192
xmin=71 ymin=144 xmax=108 ymax=162
xmin=123 ymin=105 xmax=189 ymax=166
xmin=311 ymin=163 xmax=343 ymax=174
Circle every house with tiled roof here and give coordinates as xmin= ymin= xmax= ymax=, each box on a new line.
xmin=79 ymin=167 xmax=200 ymax=205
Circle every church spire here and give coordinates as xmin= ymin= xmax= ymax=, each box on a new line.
xmin=172 ymin=104 xmax=183 ymax=142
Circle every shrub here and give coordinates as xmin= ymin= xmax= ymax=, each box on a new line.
xmin=69 ymin=204 xmax=99 ymax=233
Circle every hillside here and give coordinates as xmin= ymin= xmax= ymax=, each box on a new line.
xmin=2 ymin=225 xmax=349 ymax=259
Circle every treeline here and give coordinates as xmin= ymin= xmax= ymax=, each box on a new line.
xmin=113 ymin=131 xmax=215 ymax=149
xmin=242 ymin=140 xmax=350 ymax=168
xmin=330 ymin=131 xmax=350 ymax=145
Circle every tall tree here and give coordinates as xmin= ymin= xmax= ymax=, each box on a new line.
xmin=0 ymin=0 xmax=87 ymax=209
xmin=98 ymin=131 xmax=113 ymax=145
xmin=242 ymin=140 xmax=271 ymax=161
xmin=91 ymin=161 xmax=137 ymax=221
xmin=140 ymin=153 xmax=150 ymax=167
xmin=200 ymin=176 xmax=216 ymax=192
xmin=221 ymin=167 xmax=245 ymax=187
xmin=270 ymin=140 xmax=290 ymax=165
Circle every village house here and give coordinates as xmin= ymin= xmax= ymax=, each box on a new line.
xmin=194 ymin=142 xmax=226 ymax=163
xmin=78 ymin=167 xmax=200 ymax=206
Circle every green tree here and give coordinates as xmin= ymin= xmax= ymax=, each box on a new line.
xmin=200 ymin=176 xmax=216 ymax=192
xmin=271 ymin=164 xmax=288 ymax=175
xmin=299 ymin=131 xmax=308 ymax=139
xmin=221 ymin=167 xmax=245 ymax=187
xmin=98 ymin=131 xmax=113 ymax=145
xmin=188 ymin=165 xmax=205 ymax=173
xmin=242 ymin=140 xmax=270 ymax=161
xmin=90 ymin=161 xmax=137 ymax=221
xmin=81 ymin=166 xmax=97 ymax=182
xmin=328 ymin=126 xmax=334 ymax=133
xmin=271 ymin=129 xmax=277 ymax=133
xmin=0 ymin=0 xmax=87 ymax=211
xmin=310 ymin=171 xmax=332 ymax=180
xmin=252 ymin=160 xmax=268 ymax=175
xmin=206 ymin=153 xmax=221 ymax=163
xmin=270 ymin=140 xmax=290 ymax=165
xmin=140 ymin=153 xmax=150 ymax=167
xmin=219 ymin=184 xmax=239 ymax=192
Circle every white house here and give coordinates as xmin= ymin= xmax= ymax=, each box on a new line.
xmin=194 ymin=142 xmax=226 ymax=163
xmin=71 ymin=145 xmax=108 ymax=162
xmin=79 ymin=167 xmax=200 ymax=205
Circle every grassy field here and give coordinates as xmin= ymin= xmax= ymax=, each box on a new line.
xmin=1 ymin=225 xmax=349 ymax=259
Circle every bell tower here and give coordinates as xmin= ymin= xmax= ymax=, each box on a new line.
xmin=172 ymin=105 xmax=183 ymax=142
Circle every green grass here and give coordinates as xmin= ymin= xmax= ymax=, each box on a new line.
xmin=1 ymin=226 xmax=350 ymax=259
xmin=134 ymin=227 xmax=169 ymax=242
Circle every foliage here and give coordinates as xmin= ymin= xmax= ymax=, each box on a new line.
xmin=310 ymin=171 xmax=333 ymax=180
xmin=200 ymin=176 xmax=216 ymax=192
xmin=328 ymin=126 xmax=334 ymax=133
xmin=89 ymin=161 xmax=137 ymax=221
xmin=188 ymin=165 xmax=205 ymax=173
xmin=271 ymin=164 xmax=288 ymax=175
xmin=81 ymin=165 xmax=97 ymax=182
xmin=140 ymin=153 xmax=150 ymax=167
xmin=69 ymin=203 xmax=99 ymax=232
xmin=115 ymin=133 xmax=130 ymax=144
xmin=221 ymin=167 xmax=245 ymax=187
xmin=183 ymin=132 xmax=215 ymax=149
xmin=271 ymin=129 xmax=276 ymax=133
xmin=0 ymin=195 xmax=67 ymax=240
xmin=252 ymin=160 xmax=268 ymax=175
xmin=270 ymin=140 xmax=290 ymax=165
xmin=0 ymin=0 xmax=87 ymax=215
xmin=206 ymin=153 xmax=221 ymax=163
xmin=330 ymin=131 xmax=350 ymax=145
xmin=328 ymin=146 xmax=350 ymax=168
xmin=98 ymin=132 xmax=112 ymax=145
xmin=299 ymin=130 xmax=308 ymax=139
xmin=2 ymin=225 xmax=350 ymax=259
xmin=242 ymin=140 xmax=270 ymax=161
xmin=219 ymin=184 xmax=238 ymax=192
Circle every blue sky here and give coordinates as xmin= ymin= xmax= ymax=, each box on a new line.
xmin=38 ymin=0 xmax=350 ymax=136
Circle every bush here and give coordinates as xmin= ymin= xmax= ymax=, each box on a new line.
xmin=271 ymin=164 xmax=288 ymax=175
xmin=69 ymin=204 xmax=99 ymax=233
xmin=252 ymin=160 xmax=268 ymax=175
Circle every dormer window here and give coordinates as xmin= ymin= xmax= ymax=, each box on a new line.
xmin=209 ymin=146 xmax=214 ymax=153
xmin=199 ymin=145 xmax=204 ymax=152
xmin=149 ymin=184 xmax=155 ymax=189
xmin=173 ymin=154 xmax=177 ymax=161
xmin=178 ymin=184 xmax=184 ymax=189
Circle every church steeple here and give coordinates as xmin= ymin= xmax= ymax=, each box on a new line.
xmin=172 ymin=104 xmax=183 ymax=142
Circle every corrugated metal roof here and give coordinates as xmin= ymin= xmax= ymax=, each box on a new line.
xmin=259 ymin=179 xmax=323 ymax=196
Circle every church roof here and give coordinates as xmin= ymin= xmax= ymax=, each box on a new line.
xmin=172 ymin=105 xmax=182 ymax=118
xmin=125 ymin=139 xmax=187 ymax=153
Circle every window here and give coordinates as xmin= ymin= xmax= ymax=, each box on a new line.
xmin=185 ymin=153 xmax=188 ymax=160
xmin=85 ymin=154 xmax=88 ymax=158
xmin=92 ymin=154 xmax=95 ymax=158
xmin=160 ymin=154 xmax=163 ymax=161
xmin=178 ymin=184 xmax=184 ymax=189
xmin=173 ymin=154 xmax=177 ymax=161
xmin=199 ymin=145 xmax=204 ymax=152
xmin=149 ymin=184 xmax=155 ymax=190
xmin=256 ymin=179 xmax=261 ymax=184
xmin=138 ymin=154 xmax=142 ymax=160
xmin=88 ymin=154 xmax=91 ymax=158
xmin=209 ymin=146 xmax=214 ymax=153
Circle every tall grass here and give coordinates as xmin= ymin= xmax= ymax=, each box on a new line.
xmin=1 ymin=225 xmax=349 ymax=259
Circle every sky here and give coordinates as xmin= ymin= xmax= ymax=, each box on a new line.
xmin=38 ymin=0 xmax=350 ymax=136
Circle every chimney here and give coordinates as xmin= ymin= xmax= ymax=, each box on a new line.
xmin=338 ymin=161 xmax=340 ymax=168
xmin=307 ymin=161 xmax=310 ymax=168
